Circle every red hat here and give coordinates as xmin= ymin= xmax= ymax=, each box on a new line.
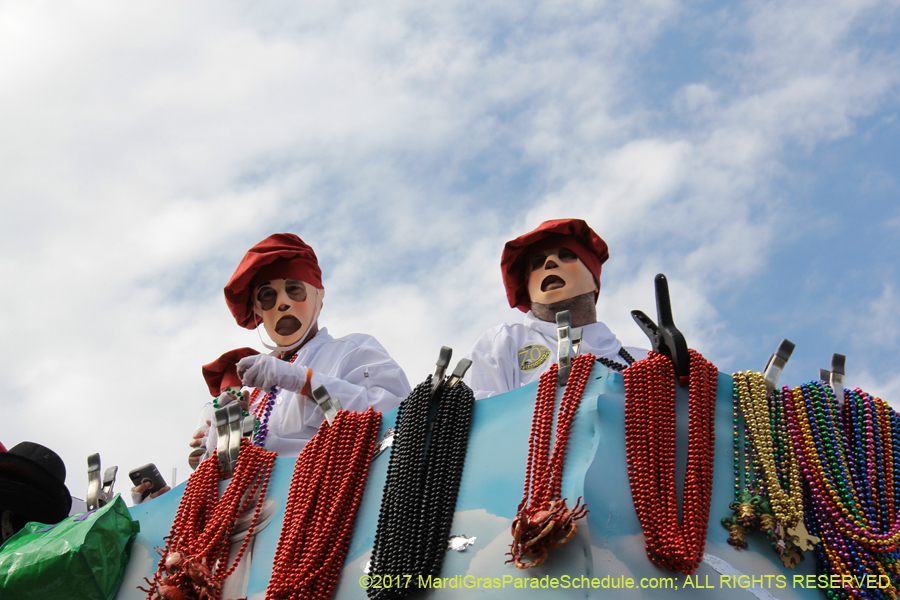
xmin=501 ymin=218 xmax=609 ymax=313
xmin=224 ymin=233 xmax=324 ymax=329
xmin=202 ymin=347 xmax=260 ymax=396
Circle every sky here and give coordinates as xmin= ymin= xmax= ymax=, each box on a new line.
xmin=1 ymin=0 xmax=898 ymax=505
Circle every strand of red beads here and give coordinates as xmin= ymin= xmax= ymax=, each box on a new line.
xmin=145 ymin=438 xmax=277 ymax=600
xmin=623 ymin=349 xmax=718 ymax=575
xmin=265 ymin=408 xmax=381 ymax=600
xmin=508 ymin=353 xmax=594 ymax=569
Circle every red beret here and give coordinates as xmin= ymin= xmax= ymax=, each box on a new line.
xmin=224 ymin=233 xmax=323 ymax=329
xmin=501 ymin=218 xmax=609 ymax=313
xmin=202 ymin=347 xmax=260 ymax=396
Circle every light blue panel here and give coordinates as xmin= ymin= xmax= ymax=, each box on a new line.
xmin=583 ymin=368 xmax=819 ymax=600
xmin=115 ymin=364 xmax=822 ymax=599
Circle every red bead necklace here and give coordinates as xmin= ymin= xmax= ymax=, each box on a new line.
xmin=143 ymin=439 xmax=277 ymax=600
xmin=265 ymin=408 xmax=381 ymax=600
xmin=508 ymin=353 xmax=594 ymax=569
xmin=623 ymin=349 xmax=717 ymax=574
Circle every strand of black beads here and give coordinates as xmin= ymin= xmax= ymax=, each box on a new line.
xmin=398 ymin=380 xmax=430 ymax=595
xmin=427 ymin=380 xmax=474 ymax=579
xmin=618 ymin=347 xmax=636 ymax=365
xmin=417 ymin=379 xmax=457 ymax=586
xmin=368 ymin=378 xmax=431 ymax=600
xmin=370 ymin=375 xmax=475 ymax=598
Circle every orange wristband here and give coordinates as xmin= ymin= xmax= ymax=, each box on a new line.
xmin=300 ymin=368 xmax=313 ymax=396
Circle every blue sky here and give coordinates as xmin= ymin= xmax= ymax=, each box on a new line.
xmin=0 ymin=0 xmax=897 ymax=502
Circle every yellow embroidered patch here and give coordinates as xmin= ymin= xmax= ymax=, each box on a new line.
xmin=517 ymin=344 xmax=551 ymax=371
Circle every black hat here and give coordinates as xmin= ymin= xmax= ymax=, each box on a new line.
xmin=0 ymin=442 xmax=72 ymax=529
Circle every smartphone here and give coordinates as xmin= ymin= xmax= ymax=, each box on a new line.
xmin=128 ymin=463 xmax=167 ymax=500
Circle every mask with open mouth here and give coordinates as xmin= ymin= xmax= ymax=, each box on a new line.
xmin=253 ymin=278 xmax=323 ymax=348
xmin=527 ymin=247 xmax=598 ymax=306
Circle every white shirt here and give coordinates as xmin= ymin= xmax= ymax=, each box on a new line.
xmin=204 ymin=327 xmax=411 ymax=459
xmin=463 ymin=311 xmax=645 ymax=400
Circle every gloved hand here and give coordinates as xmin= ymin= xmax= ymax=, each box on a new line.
xmin=237 ymin=354 xmax=311 ymax=394
xmin=215 ymin=390 xmax=241 ymax=407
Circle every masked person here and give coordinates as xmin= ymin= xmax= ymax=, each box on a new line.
xmin=197 ymin=233 xmax=412 ymax=459
xmin=464 ymin=219 xmax=643 ymax=400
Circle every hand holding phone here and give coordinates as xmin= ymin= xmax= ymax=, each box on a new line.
xmin=128 ymin=463 xmax=168 ymax=501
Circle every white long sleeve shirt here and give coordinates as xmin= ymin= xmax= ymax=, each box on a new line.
xmin=204 ymin=327 xmax=411 ymax=459
xmin=463 ymin=311 xmax=645 ymax=400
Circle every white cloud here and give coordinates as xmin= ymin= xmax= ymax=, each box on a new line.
xmin=1 ymin=0 xmax=899 ymax=502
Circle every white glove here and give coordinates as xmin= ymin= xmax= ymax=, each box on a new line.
xmin=237 ymin=354 xmax=311 ymax=394
xmin=215 ymin=390 xmax=241 ymax=407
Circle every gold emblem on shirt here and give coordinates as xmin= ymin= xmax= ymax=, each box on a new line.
xmin=518 ymin=344 xmax=551 ymax=371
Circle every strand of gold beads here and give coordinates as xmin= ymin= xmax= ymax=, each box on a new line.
xmin=734 ymin=371 xmax=805 ymax=529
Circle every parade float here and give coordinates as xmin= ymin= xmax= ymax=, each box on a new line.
xmin=2 ymin=229 xmax=898 ymax=600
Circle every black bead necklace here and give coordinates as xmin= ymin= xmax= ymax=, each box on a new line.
xmin=596 ymin=347 xmax=636 ymax=372
xmin=368 ymin=376 xmax=475 ymax=599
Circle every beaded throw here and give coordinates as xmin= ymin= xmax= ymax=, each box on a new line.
xmin=723 ymin=372 xmax=812 ymax=569
xmin=247 ymin=352 xmax=301 ymax=448
xmin=596 ymin=347 xmax=636 ymax=373
xmin=785 ymin=382 xmax=900 ymax=599
xmin=623 ymin=349 xmax=718 ymax=575
xmin=368 ymin=376 xmax=475 ymax=598
xmin=508 ymin=353 xmax=594 ymax=569
xmin=141 ymin=439 xmax=277 ymax=600
xmin=266 ymin=408 xmax=382 ymax=600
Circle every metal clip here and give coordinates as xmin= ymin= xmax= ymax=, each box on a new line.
xmin=820 ymin=353 xmax=846 ymax=403
xmin=557 ymin=311 xmax=583 ymax=386
xmin=86 ymin=453 xmax=117 ymax=511
xmin=372 ymin=427 xmax=395 ymax=459
xmin=557 ymin=311 xmax=573 ymax=386
xmin=312 ymin=385 xmax=343 ymax=425
xmin=431 ymin=346 xmax=452 ymax=397
xmin=215 ymin=403 xmax=245 ymax=473
xmin=445 ymin=359 xmax=472 ymax=389
xmin=763 ymin=339 xmax=795 ymax=395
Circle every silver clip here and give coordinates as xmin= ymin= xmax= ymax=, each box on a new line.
xmin=215 ymin=403 xmax=245 ymax=473
xmin=431 ymin=346 xmax=452 ymax=397
xmin=829 ymin=353 xmax=846 ymax=403
xmin=818 ymin=354 xmax=846 ymax=403
xmin=445 ymin=359 xmax=472 ymax=389
xmin=312 ymin=385 xmax=342 ymax=425
xmin=557 ymin=311 xmax=579 ymax=386
xmin=763 ymin=339 xmax=795 ymax=395
xmin=242 ymin=414 xmax=256 ymax=438
xmin=86 ymin=453 xmax=117 ymax=511
xmin=226 ymin=403 xmax=243 ymax=468
xmin=101 ymin=465 xmax=117 ymax=502
xmin=215 ymin=405 xmax=231 ymax=472
xmin=372 ymin=427 xmax=395 ymax=458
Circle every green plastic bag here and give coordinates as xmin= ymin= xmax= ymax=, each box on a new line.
xmin=0 ymin=494 xmax=140 ymax=600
